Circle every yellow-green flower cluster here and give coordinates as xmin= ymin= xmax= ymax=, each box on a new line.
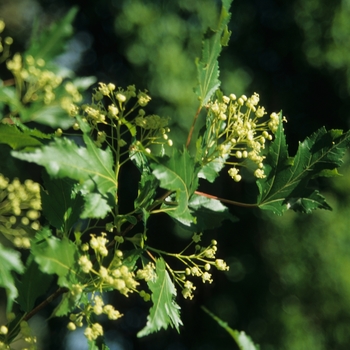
xmin=67 ymin=293 xmax=123 ymax=341
xmin=78 ymin=232 xmax=139 ymax=297
xmin=0 ymin=174 xmax=41 ymax=248
xmin=6 ymin=53 xmax=82 ymax=113
xmin=79 ymin=82 xmax=172 ymax=150
xmin=0 ymin=20 xmax=13 ymax=64
xmin=160 ymin=234 xmax=229 ymax=300
xmin=203 ymin=92 xmax=283 ymax=182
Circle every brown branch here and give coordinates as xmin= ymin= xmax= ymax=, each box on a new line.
xmin=23 ymin=287 xmax=69 ymax=321
xmin=186 ymin=106 xmax=202 ymax=148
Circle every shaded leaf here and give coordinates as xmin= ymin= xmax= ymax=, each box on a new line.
xmin=26 ymin=7 xmax=78 ymax=63
xmin=194 ymin=0 xmax=233 ymax=106
xmin=137 ymin=257 xmax=182 ymax=337
xmin=256 ymin=114 xmax=350 ymax=214
xmin=16 ymin=256 xmax=54 ymax=312
xmin=151 ymin=148 xmax=198 ymax=225
xmin=41 ymin=172 xmax=84 ymax=232
xmin=0 ymin=242 xmax=24 ymax=312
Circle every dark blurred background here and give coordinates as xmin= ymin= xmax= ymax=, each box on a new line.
xmin=1 ymin=0 xmax=350 ymax=349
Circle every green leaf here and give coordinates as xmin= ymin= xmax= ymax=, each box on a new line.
xmin=31 ymin=229 xmax=81 ymax=287
xmin=16 ymin=255 xmax=54 ymax=312
xmin=257 ymin=116 xmax=350 ymax=214
xmin=151 ymin=148 xmax=199 ymax=225
xmin=41 ymin=172 xmax=83 ymax=232
xmin=19 ymin=103 xmax=75 ymax=129
xmin=194 ymin=0 xmax=233 ymax=107
xmin=0 ymin=124 xmax=50 ymax=150
xmin=134 ymin=173 xmax=158 ymax=211
xmin=202 ymin=306 xmax=260 ymax=350
xmin=12 ymin=134 xmax=117 ymax=218
xmin=26 ymin=7 xmax=78 ymax=63
xmin=0 ymin=85 xmax=22 ymax=112
xmin=181 ymin=194 xmax=237 ymax=231
xmin=0 ymin=242 xmax=24 ymax=312
xmin=137 ymin=257 xmax=182 ymax=337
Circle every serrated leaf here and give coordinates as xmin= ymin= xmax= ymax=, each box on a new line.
xmin=0 ymin=85 xmax=22 ymax=112
xmin=41 ymin=172 xmax=84 ymax=232
xmin=257 ymin=115 xmax=350 ymax=214
xmin=19 ymin=103 xmax=75 ymax=129
xmin=12 ymin=134 xmax=117 ymax=218
xmin=137 ymin=257 xmax=182 ymax=337
xmin=0 ymin=124 xmax=50 ymax=150
xmin=151 ymin=148 xmax=199 ymax=225
xmin=26 ymin=7 xmax=78 ymax=63
xmin=202 ymin=306 xmax=260 ymax=350
xmin=179 ymin=194 xmax=237 ymax=231
xmin=16 ymin=255 xmax=54 ymax=312
xmin=194 ymin=0 xmax=233 ymax=106
xmin=31 ymin=229 xmax=81 ymax=287
xmin=0 ymin=242 xmax=24 ymax=312
xmin=134 ymin=173 xmax=158 ymax=210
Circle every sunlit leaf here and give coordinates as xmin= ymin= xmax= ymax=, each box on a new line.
xmin=194 ymin=0 xmax=233 ymax=107
xmin=0 ymin=242 xmax=24 ymax=312
xmin=202 ymin=306 xmax=260 ymax=350
xmin=12 ymin=134 xmax=117 ymax=218
xmin=257 ymin=114 xmax=350 ymax=214
xmin=0 ymin=124 xmax=50 ymax=150
xmin=137 ymin=257 xmax=182 ymax=337
xmin=151 ymin=148 xmax=198 ymax=225
xmin=31 ymin=229 xmax=81 ymax=287
xmin=181 ymin=194 xmax=237 ymax=231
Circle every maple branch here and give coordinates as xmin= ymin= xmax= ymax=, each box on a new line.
xmin=194 ymin=190 xmax=258 ymax=208
xmin=23 ymin=287 xmax=69 ymax=322
xmin=186 ymin=106 xmax=202 ymax=148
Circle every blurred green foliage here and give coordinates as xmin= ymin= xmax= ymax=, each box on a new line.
xmin=1 ymin=0 xmax=350 ymax=349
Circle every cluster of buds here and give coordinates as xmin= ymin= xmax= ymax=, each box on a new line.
xmin=165 ymin=233 xmax=229 ymax=300
xmin=78 ymin=233 xmax=139 ymax=297
xmin=0 ymin=20 xmax=13 ymax=63
xmin=203 ymin=92 xmax=283 ymax=182
xmin=0 ymin=174 xmax=41 ymax=248
xmin=6 ymin=52 xmax=81 ymax=113
xmin=77 ymin=83 xmax=172 ymax=153
xmin=67 ymin=294 xmax=122 ymax=341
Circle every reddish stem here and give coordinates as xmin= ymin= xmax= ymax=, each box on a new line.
xmin=194 ymin=190 xmax=257 ymax=208
xmin=186 ymin=106 xmax=202 ymax=148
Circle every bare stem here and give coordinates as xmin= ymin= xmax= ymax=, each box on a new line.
xmin=194 ymin=190 xmax=258 ymax=208
xmin=186 ymin=106 xmax=202 ymax=148
xmin=23 ymin=287 xmax=69 ymax=321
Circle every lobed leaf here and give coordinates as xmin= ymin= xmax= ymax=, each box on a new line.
xmin=137 ymin=257 xmax=182 ymax=337
xmin=0 ymin=242 xmax=24 ymax=312
xmin=0 ymin=124 xmax=50 ymax=150
xmin=257 ymin=114 xmax=350 ymax=214
xmin=12 ymin=134 xmax=117 ymax=218
xmin=178 ymin=194 xmax=237 ymax=231
xmin=151 ymin=148 xmax=199 ymax=225
xmin=26 ymin=7 xmax=78 ymax=63
xmin=202 ymin=306 xmax=260 ymax=350
xmin=41 ymin=172 xmax=84 ymax=232
xmin=31 ymin=229 xmax=81 ymax=287
xmin=194 ymin=0 xmax=233 ymax=107
xmin=16 ymin=256 xmax=54 ymax=312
